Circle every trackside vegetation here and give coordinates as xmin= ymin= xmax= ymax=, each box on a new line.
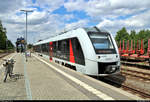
xmin=0 ymin=20 xmax=14 ymax=53
xmin=115 ymin=27 xmax=150 ymax=54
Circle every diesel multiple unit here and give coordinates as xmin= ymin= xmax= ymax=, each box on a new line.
xmin=33 ymin=26 xmax=120 ymax=76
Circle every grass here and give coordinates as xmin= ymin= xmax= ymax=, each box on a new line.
xmin=0 ymin=50 xmax=5 ymax=53
xmin=0 ymin=49 xmax=15 ymax=53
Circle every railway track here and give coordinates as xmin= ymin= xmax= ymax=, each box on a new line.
xmin=100 ymin=75 xmax=150 ymax=99
xmin=0 ymin=53 xmax=11 ymax=59
xmin=121 ymin=83 xmax=150 ymax=99
xmin=121 ymin=61 xmax=150 ymax=69
xmin=121 ymin=68 xmax=150 ymax=81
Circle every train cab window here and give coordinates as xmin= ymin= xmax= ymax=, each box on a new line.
xmin=90 ymin=34 xmax=114 ymax=49
xmin=88 ymin=32 xmax=116 ymax=54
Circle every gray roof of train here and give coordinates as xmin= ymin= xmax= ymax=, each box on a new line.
xmin=33 ymin=27 xmax=108 ymax=46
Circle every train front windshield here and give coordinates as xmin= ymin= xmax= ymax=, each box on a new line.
xmin=88 ymin=32 xmax=116 ymax=54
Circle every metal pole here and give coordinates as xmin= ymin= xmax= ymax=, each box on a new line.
xmin=26 ymin=12 xmax=27 ymax=62
xmin=20 ymin=10 xmax=33 ymax=62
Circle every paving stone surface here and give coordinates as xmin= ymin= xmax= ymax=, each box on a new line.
xmin=0 ymin=53 xmax=90 ymax=100
xmin=26 ymin=56 xmax=90 ymax=100
xmin=0 ymin=53 xmax=144 ymax=100
xmin=0 ymin=53 xmax=26 ymax=100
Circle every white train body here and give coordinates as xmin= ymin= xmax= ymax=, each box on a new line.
xmin=33 ymin=27 xmax=120 ymax=76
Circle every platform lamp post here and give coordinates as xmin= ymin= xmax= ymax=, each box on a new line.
xmin=20 ymin=10 xmax=33 ymax=62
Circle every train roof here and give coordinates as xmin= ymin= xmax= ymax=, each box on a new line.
xmin=33 ymin=26 xmax=108 ymax=46
xmin=83 ymin=27 xmax=107 ymax=33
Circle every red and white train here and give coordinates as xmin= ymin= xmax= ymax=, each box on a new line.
xmin=33 ymin=26 xmax=120 ymax=76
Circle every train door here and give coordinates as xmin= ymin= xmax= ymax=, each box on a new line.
xmin=49 ymin=42 xmax=53 ymax=61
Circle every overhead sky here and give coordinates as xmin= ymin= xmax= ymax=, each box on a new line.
xmin=0 ymin=0 xmax=150 ymax=45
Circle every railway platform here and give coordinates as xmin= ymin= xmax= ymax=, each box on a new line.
xmin=0 ymin=53 xmax=144 ymax=100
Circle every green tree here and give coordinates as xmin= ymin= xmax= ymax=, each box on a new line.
xmin=115 ymin=27 xmax=150 ymax=54
xmin=129 ymin=30 xmax=136 ymax=40
xmin=0 ymin=20 xmax=14 ymax=50
xmin=115 ymin=27 xmax=129 ymax=48
xmin=0 ymin=20 xmax=7 ymax=49
xmin=137 ymin=30 xmax=147 ymax=40
xmin=7 ymin=40 xmax=14 ymax=49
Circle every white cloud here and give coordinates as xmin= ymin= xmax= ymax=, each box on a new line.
xmin=64 ymin=0 xmax=85 ymax=12
xmin=1 ymin=0 xmax=150 ymax=45
xmin=0 ymin=0 xmax=25 ymax=14
xmin=64 ymin=0 xmax=150 ymax=36
xmin=35 ymin=0 xmax=64 ymax=12
xmin=0 ymin=0 xmax=65 ymax=45
xmin=28 ymin=11 xmax=49 ymax=25
xmin=97 ymin=10 xmax=150 ymax=36
xmin=64 ymin=0 xmax=150 ymax=19
xmin=65 ymin=19 xmax=89 ymax=30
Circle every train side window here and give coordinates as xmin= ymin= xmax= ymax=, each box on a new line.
xmin=42 ymin=44 xmax=46 ymax=55
xmin=71 ymin=38 xmax=85 ymax=65
xmin=53 ymin=42 xmax=56 ymax=52
xmin=61 ymin=40 xmax=69 ymax=53
xmin=56 ymin=41 xmax=58 ymax=48
xmin=66 ymin=39 xmax=69 ymax=54
xmin=40 ymin=45 xmax=42 ymax=53
xmin=56 ymin=41 xmax=62 ymax=58
xmin=58 ymin=41 xmax=61 ymax=51
xmin=37 ymin=45 xmax=40 ymax=52
xmin=46 ymin=43 xmax=49 ymax=54
xmin=61 ymin=39 xmax=70 ymax=60
xmin=61 ymin=40 xmax=65 ymax=53
xmin=36 ymin=45 xmax=42 ymax=53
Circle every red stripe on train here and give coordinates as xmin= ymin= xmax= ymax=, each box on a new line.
xmin=49 ymin=42 xmax=53 ymax=61
xmin=69 ymin=39 xmax=75 ymax=63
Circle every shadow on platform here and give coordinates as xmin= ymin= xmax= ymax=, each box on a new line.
xmin=89 ymin=73 xmax=126 ymax=88
xmin=5 ymin=73 xmax=24 ymax=83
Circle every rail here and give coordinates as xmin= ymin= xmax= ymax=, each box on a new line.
xmin=0 ymin=53 xmax=10 ymax=59
xmin=121 ymin=83 xmax=150 ymax=99
xmin=121 ymin=69 xmax=150 ymax=81
xmin=121 ymin=61 xmax=150 ymax=69
xmin=102 ymin=76 xmax=150 ymax=99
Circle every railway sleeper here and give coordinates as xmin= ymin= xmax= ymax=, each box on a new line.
xmin=122 ymin=83 xmax=150 ymax=99
xmin=121 ymin=62 xmax=150 ymax=69
xmin=121 ymin=71 xmax=150 ymax=81
xmin=121 ymin=68 xmax=150 ymax=76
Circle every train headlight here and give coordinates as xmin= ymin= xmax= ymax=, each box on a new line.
xmin=112 ymin=67 xmax=116 ymax=72
xmin=105 ymin=65 xmax=118 ymax=74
